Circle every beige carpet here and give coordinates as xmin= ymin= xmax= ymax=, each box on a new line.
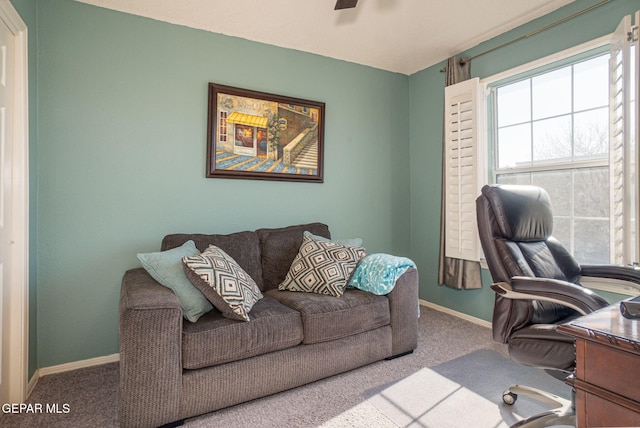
xmin=0 ymin=306 xmax=571 ymax=427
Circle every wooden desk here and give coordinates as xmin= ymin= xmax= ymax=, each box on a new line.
xmin=558 ymin=302 xmax=640 ymax=427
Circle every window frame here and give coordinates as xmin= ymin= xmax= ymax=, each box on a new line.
xmin=482 ymin=36 xmax=614 ymax=257
xmin=477 ymin=33 xmax=640 ymax=294
xmin=482 ymin=35 xmax=612 ymax=180
xmin=488 ymin=47 xmax=612 ymax=263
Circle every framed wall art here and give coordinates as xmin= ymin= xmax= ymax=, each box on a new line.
xmin=206 ymin=83 xmax=325 ymax=182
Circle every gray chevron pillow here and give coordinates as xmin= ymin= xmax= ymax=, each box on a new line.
xmin=279 ymin=235 xmax=365 ymax=297
xmin=183 ymin=245 xmax=263 ymax=321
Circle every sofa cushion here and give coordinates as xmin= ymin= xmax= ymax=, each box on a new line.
xmin=183 ymin=245 xmax=263 ymax=322
xmin=137 ymin=240 xmax=213 ymax=322
xmin=256 ymin=223 xmax=330 ymax=291
xmin=182 ymin=295 xmax=303 ymax=369
xmin=278 ymin=235 xmax=365 ymax=297
xmin=266 ymin=288 xmax=390 ymax=344
xmin=162 ymin=230 xmax=264 ymax=290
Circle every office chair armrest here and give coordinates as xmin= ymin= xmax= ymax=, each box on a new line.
xmin=491 ymin=277 xmax=609 ymax=315
xmin=580 ymin=264 xmax=640 ymax=284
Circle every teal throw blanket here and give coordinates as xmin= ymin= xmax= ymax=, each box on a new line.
xmin=348 ymin=253 xmax=416 ymax=295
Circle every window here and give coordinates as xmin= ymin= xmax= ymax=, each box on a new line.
xmin=442 ymin=11 xmax=639 ymax=269
xmin=219 ymin=110 xmax=228 ymax=143
xmin=481 ymin=13 xmax=639 ymax=266
xmin=490 ymin=52 xmax=613 ymax=264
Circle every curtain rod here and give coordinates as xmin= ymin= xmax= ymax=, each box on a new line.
xmin=439 ymin=0 xmax=611 ymax=72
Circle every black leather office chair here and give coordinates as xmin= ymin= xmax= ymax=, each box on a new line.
xmin=476 ymin=184 xmax=640 ymax=427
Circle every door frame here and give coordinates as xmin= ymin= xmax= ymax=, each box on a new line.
xmin=0 ymin=0 xmax=29 ymax=403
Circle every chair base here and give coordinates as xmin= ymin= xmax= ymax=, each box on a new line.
xmin=503 ymin=384 xmax=575 ymax=428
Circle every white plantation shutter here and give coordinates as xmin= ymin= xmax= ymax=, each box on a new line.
xmin=444 ymin=77 xmax=483 ymax=261
xmin=609 ymin=11 xmax=639 ymax=264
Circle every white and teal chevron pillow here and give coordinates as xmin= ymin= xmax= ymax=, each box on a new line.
xmin=183 ymin=245 xmax=263 ymax=322
xmin=279 ymin=235 xmax=365 ymax=297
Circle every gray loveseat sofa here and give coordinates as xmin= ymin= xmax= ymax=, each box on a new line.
xmin=119 ymin=222 xmax=419 ymax=428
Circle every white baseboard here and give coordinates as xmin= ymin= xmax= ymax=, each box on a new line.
xmin=26 ymin=371 xmax=38 ymax=398
xmin=420 ymin=299 xmax=492 ymax=329
xmin=39 ymin=353 xmax=120 ymax=377
xmin=27 ymin=353 xmax=120 ymax=398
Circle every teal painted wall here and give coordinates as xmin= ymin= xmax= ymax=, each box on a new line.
xmin=409 ymin=0 xmax=639 ymax=322
xmin=33 ymin=0 xmax=410 ymax=367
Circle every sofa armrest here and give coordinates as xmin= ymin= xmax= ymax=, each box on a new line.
xmin=386 ymin=267 xmax=419 ymax=356
xmin=119 ymin=267 xmax=183 ymax=428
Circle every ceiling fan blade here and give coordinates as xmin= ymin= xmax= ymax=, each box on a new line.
xmin=335 ymin=0 xmax=358 ymax=10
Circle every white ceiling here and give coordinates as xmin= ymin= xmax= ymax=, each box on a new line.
xmin=74 ymin=0 xmax=575 ymax=75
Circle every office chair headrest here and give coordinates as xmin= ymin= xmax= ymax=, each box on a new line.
xmin=480 ymin=184 xmax=553 ymax=242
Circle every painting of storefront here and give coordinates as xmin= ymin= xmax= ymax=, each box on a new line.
xmin=207 ymin=83 xmax=325 ymax=183
xmin=226 ymin=112 xmax=269 ymax=158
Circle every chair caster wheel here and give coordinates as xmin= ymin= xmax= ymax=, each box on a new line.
xmin=503 ymin=391 xmax=517 ymax=405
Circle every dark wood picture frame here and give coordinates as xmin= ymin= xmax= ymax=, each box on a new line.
xmin=206 ymin=83 xmax=325 ymax=183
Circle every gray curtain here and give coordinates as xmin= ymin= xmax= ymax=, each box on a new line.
xmin=438 ymin=57 xmax=482 ymax=290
